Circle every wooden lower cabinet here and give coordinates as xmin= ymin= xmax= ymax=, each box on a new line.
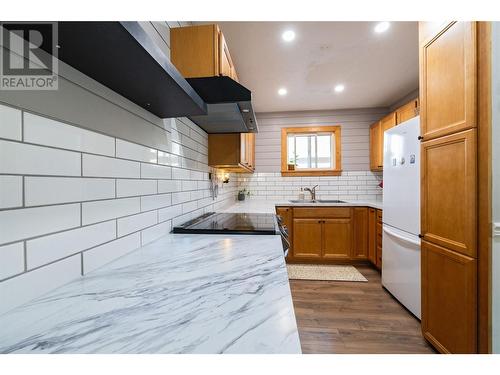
xmin=421 ymin=240 xmax=477 ymax=353
xmin=323 ymin=218 xmax=352 ymax=260
xmin=292 ymin=219 xmax=322 ymax=259
xmin=368 ymin=208 xmax=377 ymax=264
xmin=281 ymin=206 xmax=380 ymax=264
xmin=352 ymin=208 xmax=368 ymax=260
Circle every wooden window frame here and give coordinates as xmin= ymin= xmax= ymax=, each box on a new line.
xmin=281 ymin=126 xmax=342 ymax=177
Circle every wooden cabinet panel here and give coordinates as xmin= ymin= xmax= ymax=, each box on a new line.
xmin=218 ymin=31 xmax=233 ymax=78
xmin=369 ymin=121 xmax=383 ymax=171
xmin=380 ymin=112 xmax=397 ymax=133
xmin=421 ymin=129 xmax=477 ymax=257
xmin=375 ymin=210 xmax=383 ymax=269
xmin=368 ymin=208 xmax=377 ymax=264
xmin=293 ymin=207 xmax=351 ymax=219
xmin=323 ymin=219 xmax=352 ymax=260
xmin=240 ymin=133 xmax=248 ymax=165
xmin=208 ymin=133 xmax=255 ymax=173
xmin=171 ymin=24 xmax=219 ymax=78
xmin=396 ymin=98 xmax=419 ymax=124
xmin=293 ymin=219 xmax=322 ymax=259
xmin=171 ymin=24 xmax=239 ymax=81
xmin=421 ymin=240 xmax=477 ymax=353
xmin=420 ymin=22 xmax=477 ymax=140
xmin=352 ymin=208 xmax=368 ymax=259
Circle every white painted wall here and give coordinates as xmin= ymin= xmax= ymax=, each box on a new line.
xmin=492 ymin=21 xmax=500 ymax=354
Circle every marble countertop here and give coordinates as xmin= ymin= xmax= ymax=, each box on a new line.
xmin=223 ymin=199 xmax=383 ymax=214
xmin=0 ymin=233 xmax=301 ymax=354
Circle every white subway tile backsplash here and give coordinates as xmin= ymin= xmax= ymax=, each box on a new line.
xmin=26 ymin=221 xmax=116 ymax=270
xmin=83 ymin=233 xmax=141 ymax=274
xmin=140 ymin=193 xmax=172 ymax=211
xmin=181 ymin=180 xmax=198 ymax=191
xmin=182 ymin=201 xmax=198 ymax=214
xmin=157 ymin=150 xmax=171 ymax=166
xmin=158 ymin=204 xmax=183 ymax=222
xmin=237 ymin=172 xmax=382 ymax=202
xmin=0 ymin=104 xmax=22 ymax=141
xmin=158 ymin=179 xmax=182 ymax=193
xmin=0 ymin=140 xmax=81 ymax=176
xmin=141 ymin=221 xmax=172 ymax=245
xmin=117 ymin=211 xmax=157 ymax=237
xmin=141 ymin=163 xmax=172 ymax=179
xmin=0 ymin=242 xmax=24 ymax=280
xmin=82 ymin=197 xmax=140 ymax=225
xmin=116 ymin=179 xmax=157 ymax=198
xmin=83 ymin=154 xmax=140 ymax=178
xmin=116 ymin=139 xmax=158 ymax=163
xmin=24 ymin=113 xmax=115 ymax=156
xmin=0 ymin=254 xmax=81 ymax=315
xmin=171 ymin=191 xmax=190 ymax=205
xmin=0 ymin=96 xmax=237 ymax=310
xmin=0 ymin=204 xmax=80 ymax=245
xmin=171 ymin=167 xmax=190 ymax=180
xmin=25 ymin=177 xmax=115 ymax=206
xmin=0 ymin=175 xmax=22 ymax=209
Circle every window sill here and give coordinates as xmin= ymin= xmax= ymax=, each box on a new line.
xmin=280 ymin=170 xmax=342 ymax=177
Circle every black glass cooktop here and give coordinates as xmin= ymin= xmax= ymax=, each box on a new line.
xmin=172 ymin=212 xmax=278 ymax=235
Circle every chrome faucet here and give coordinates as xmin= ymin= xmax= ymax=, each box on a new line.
xmin=304 ymin=185 xmax=319 ymax=201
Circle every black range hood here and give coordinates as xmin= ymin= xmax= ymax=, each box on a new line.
xmin=39 ymin=22 xmax=207 ymax=118
xmin=186 ymin=76 xmax=258 ymax=133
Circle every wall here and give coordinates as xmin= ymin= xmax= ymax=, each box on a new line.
xmin=492 ymin=21 xmax=500 ymax=354
xmin=0 ymin=22 xmax=237 ymax=315
xmin=238 ymin=108 xmax=386 ymax=201
xmin=254 ymin=108 xmax=389 ymax=172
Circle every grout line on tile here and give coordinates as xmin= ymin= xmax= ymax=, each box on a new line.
xmin=23 ymin=241 xmax=27 ymax=271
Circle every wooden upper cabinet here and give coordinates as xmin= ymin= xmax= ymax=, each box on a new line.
xmin=421 ymin=240 xmax=477 ymax=353
xmin=380 ymin=112 xmax=397 ymax=133
xmin=419 ymin=22 xmax=477 ymax=140
xmin=369 ymin=121 xmax=383 ymax=171
xmin=396 ymin=98 xmax=419 ymax=124
xmin=293 ymin=219 xmax=323 ymax=259
xmin=208 ymin=133 xmax=255 ymax=172
xmin=246 ymin=133 xmax=255 ymax=170
xmin=171 ymin=24 xmax=239 ymax=81
xmin=218 ymin=31 xmax=237 ymax=80
xmin=421 ymin=129 xmax=477 ymax=257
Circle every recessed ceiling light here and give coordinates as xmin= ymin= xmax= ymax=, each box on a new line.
xmin=282 ymin=30 xmax=295 ymax=42
xmin=278 ymin=88 xmax=288 ymax=96
xmin=374 ymin=21 xmax=390 ymax=33
xmin=334 ymin=84 xmax=345 ymax=93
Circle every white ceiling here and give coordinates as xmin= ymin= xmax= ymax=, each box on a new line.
xmin=210 ymin=22 xmax=419 ymax=113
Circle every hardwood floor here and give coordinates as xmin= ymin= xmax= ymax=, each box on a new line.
xmin=289 ymin=265 xmax=436 ymax=354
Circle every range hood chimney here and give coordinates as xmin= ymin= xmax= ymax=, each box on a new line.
xmin=186 ymin=76 xmax=258 ymax=133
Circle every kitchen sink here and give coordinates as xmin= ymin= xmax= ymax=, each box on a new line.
xmin=289 ymin=199 xmax=346 ymax=204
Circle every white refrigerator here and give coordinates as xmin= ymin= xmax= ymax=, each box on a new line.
xmin=382 ymin=116 xmax=421 ymax=319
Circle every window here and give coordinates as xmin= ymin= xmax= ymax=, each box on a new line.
xmin=281 ymin=126 xmax=341 ymax=176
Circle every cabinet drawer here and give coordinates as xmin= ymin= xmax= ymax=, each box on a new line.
xmin=293 ymin=207 xmax=351 ymax=218
xmin=376 ymin=209 xmax=383 ymax=221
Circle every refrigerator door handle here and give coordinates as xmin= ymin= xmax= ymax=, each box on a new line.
xmin=383 ymin=226 xmax=420 ymax=246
